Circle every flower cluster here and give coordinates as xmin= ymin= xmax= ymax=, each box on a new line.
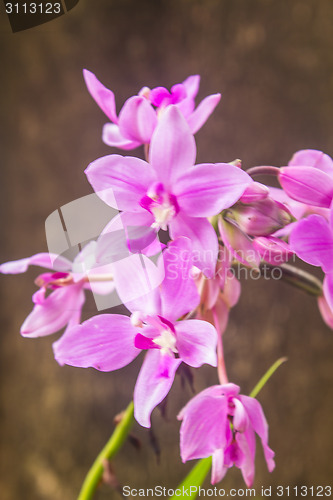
xmin=2 ymin=70 xmax=332 ymax=488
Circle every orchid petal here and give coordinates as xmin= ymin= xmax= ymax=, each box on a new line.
xmin=112 ymin=253 xmax=162 ymax=315
xmin=102 ymin=123 xmax=141 ymax=150
xmin=175 ymin=163 xmax=252 ymax=217
xmin=53 ymin=314 xmax=139 ymax=371
xmin=0 ymin=252 xmax=72 ymax=274
xmin=219 ymin=218 xmax=260 ymax=269
xmin=323 ymin=273 xmax=333 ymax=313
xmin=83 ymin=69 xmax=118 ymax=123
xmin=289 ymin=149 xmax=333 ymax=176
xmin=211 ymin=449 xmax=228 ymax=485
xmin=279 ymin=166 xmax=333 ymax=208
xmin=187 ymin=94 xmax=221 ymax=134
xmin=239 ymin=395 xmax=275 ymax=472
xmin=21 ymin=285 xmax=85 ymax=338
xmin=175 ymin=319 xmax=217 ymax=368
xmin=182 ymin=75 xmax=200 ymax=99
xmin=236 ymin=428 xmax=256 ymax=488
xmin=134 ymin=350 xmax=181 ymax=427
xmin=170 ymin=214 xmax=218 ymax=278
xmin=118 ymin=96 xmax=157 ymax=143
xmin=149 ymin=106 xmax=196 ymax=187
xmin=290 ymin=215 xmax=333 ymax=272
xmin=99 ymin=211 xmax=160 ymax=259
xmin=159 ymin=238 xmax=200 ymax=322
xmin=85 ymin=155 xmax=156 ymax=211
xmin=178 ymin=390 xmax=228 ymax=461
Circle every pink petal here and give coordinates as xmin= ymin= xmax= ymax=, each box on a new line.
xmin=112 ymin=253 xmax=162 ymax=315
xmin=236 ymin=428 xmax=256 ymax=488
xmin=223 ymin=271 xmax=241 ymax=308
xmin=182 ymin=75 xmax=200 ymax=100
xmin=318 ymin=290 xmax=333 ymax=330
xmin=289 ymin=149 xmax=333 ymax=176
xmin=149 ymin=106 xmax=196 ymax=187
xmin=240 ymin=182 xmax=270 ymax=203
xmin=253 ymin=236 xmax=294 ymax=265
xmin=219 ymin=218 xmax=261 ymax=269
xmin=83 ymin=69 xmax=118 ymax=123
xmin=53 ymin=314 xmax=139 ymax=371
xmin=279 ymin=166 xmax=333 ymax=208
xmin=323 ymin=273 xmax=333 ymax=313
xmin=290 ymin=215 xmax=333 ymax=272
xmin=211 ymin=449 xmax=228 ymax=485
xmin=187 ymin=94 xmax=221 ymax=134
xmin=85 ymin=155 xmax=156 ymax=211
xmin=178 ymin=389 xmax=228 ymax=461
xmin=176 ymin=97 xmax=195 ymax=118
xmin=99 ymin=211 xmax=160 ymax=258
xmin=102 ymin=123 xmax=141 ymax=150
xmin=21 ymin=285 xmax=85 ymax=338
xmin=239 ymin=395 xmax=275 ymax=473
xmin=134 ymin=350 xmax=181 ymax=427
xmin=159 ymin=237 xmax=200 ymax=322
xmin=233 ymin=398 xmax=250 ymax=433
xmin=175 ymin=163 xmax=252 ymax=217
xmin=170 ymin=214 xmax=218 ymax=278
xmin=118 ymin=96 xmax=157 ymax=144
xmin=0 ymin=252 xmax=72 ymax=274
xmin=175 ymin=319 xmax=217 ymax=368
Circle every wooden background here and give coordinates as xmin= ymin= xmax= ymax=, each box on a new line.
xmin=1 ymin=1 xmax=333 ymax=498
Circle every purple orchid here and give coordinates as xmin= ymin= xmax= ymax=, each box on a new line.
xmin=0 ymin=242 xmax=114 ymax=337
xmin=83 ymin=70 xmax=221 ymax=150
xmin=85 ymin=106 xmax=252 ymax=277
xmin=178 ymin=383 xmax=275 ymax=487
xmin=53 ymin=238 xmax=218 ymax=427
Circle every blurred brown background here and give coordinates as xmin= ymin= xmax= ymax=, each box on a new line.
xmin=1 ymin=1 xmax=333 ymax=498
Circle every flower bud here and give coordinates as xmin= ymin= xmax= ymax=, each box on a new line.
xmin=231 ymin=198 xmax=292 ymax=236
xmin=239 ymin=182 xmax=270 ymax=203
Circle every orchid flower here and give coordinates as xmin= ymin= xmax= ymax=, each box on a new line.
xmin=0 ymin=242 xmax=114 ymax=337
xmin=85 ymin=106 xmax=252 ymax=277
xmin=53 ymin=237 xmax=218 ymax=427
xmin=178 ymin=383 xmax=275 ymax=488
xmin=83 ymin=70 xmax=221 ymax=150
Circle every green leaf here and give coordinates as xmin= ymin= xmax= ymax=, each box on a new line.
xmin=169 ymin=457 xmax=212 ymax=500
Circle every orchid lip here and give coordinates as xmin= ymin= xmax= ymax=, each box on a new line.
xmin=140 ymin=183 xmax=179 ymax=231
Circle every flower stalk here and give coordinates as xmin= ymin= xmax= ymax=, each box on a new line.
xmin=77 ymin=401 xmax=134 ymax=500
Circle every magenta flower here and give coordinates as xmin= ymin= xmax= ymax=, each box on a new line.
xmin=279 ymin=149 xmax=333 ymax=208
xmin=83 ymin=70 xmax=221 ymax=150
xmin=178 ymin=383 xmax=275 ymax=487
xmin=0 ymin=242 xmax=114 ymax=337
xmin=53 ymin=238 xmax=218 ymax=427
xmin=85 ymin=106 xmax=252 ymax=277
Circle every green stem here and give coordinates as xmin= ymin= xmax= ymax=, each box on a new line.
xmin=249 ymin=357 xmax=287 ymax=398
xmin=77 ymin=401 xmax=134 ymax=500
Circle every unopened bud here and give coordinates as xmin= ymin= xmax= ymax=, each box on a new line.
xmin=231 ymin=198 xmax=292 ymax=236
